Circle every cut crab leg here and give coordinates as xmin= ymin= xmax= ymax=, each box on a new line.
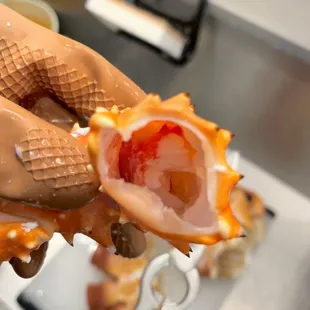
xmin=0 ymin=93 xmax=243 ymax=262
xmin=88 ymin=93 xmax=244 ymax=247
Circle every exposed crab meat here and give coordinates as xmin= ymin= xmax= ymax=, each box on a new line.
xmin=88 ymin=93 xmax=244 ymax=248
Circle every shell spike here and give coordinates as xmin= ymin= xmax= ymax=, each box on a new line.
xmin=88 ymin=92 xmax=244 ymax=251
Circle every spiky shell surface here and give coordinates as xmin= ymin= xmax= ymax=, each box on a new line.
xmin=88 ymin=93 xmax=243 ymax=250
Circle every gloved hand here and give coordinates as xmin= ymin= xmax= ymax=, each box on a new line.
xmin=0 ymin=3 xmax=243 ymax=280
xmin=0 ymin=4 xmax=145 ymax=277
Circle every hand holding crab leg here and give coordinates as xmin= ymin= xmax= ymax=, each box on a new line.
xmin=0 ymin=3 xmax=244 ymax=276
xmin=0 ymin=97 xmax=145 ymax=265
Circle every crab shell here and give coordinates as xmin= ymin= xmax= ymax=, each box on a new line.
xmin=0 ymin=193 xmax=119 ymax=263
xmin=88 ymin=93 xmax=244 ymax=247
xmin=197 ymin=187 xmax=266 ymax=279
xmin=88 ymin=237 xmax=160 ymax=310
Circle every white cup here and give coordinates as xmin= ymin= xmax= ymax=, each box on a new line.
xmin=1 ymin=0 xmax=60 ymax=33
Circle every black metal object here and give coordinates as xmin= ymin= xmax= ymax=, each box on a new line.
xmin=130 ymin=0 xmax=207 ymax=65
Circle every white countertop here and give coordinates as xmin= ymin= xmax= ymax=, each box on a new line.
xmin=1 ymin=155 xmax=310 ymax=310
xmin=0 ymin=235 xmax=66 ymax=310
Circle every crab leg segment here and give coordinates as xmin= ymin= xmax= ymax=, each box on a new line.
xmin=88 ymin=93 xmax=244 ymax=246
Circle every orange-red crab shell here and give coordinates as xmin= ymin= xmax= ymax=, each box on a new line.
xmin=0 ymin=194 xmax=119 ymax=263
xmin=88 ymin=93 xmax=244 ymax=247
xmin=88 ymin=240 xmax=160 ymax=310
xmin=197 ymin=187 xmax=266 ymax=279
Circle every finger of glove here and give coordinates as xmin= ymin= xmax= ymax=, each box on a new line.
xmin=0 ymin=96 xmax=100 ymax=210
